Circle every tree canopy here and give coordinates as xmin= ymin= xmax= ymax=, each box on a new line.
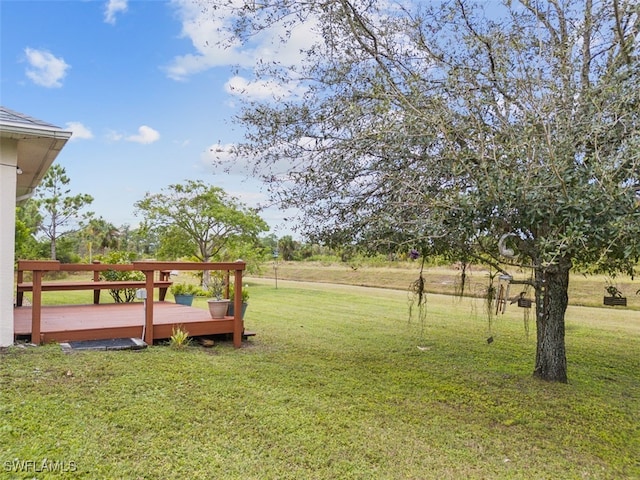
xmin=213 ymin=0 xmax=640 ymax=382
xmin=134 ymin=180 xmax=268 ymax=283
xmin=14 ymin=201 xmax=43 ymax=260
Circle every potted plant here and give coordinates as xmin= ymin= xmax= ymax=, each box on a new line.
xmin=228 ymin=284 xmax=249 ymax=319
xmin=604 ymin=285 xmax=627 ymax=307
xmin=207 ymin=276 xmax=230 ymax=319
xmin=170 ymin=283 xmax=198 ymax=306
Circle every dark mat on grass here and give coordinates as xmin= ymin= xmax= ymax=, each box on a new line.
xmin=61 ymin=338 xmax=147 ymax=352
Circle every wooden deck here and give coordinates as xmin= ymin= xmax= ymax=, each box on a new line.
xmin=14 ymin=302 xmax=239 ymax=344
xmin=15 ymin=260 xmax=248 ymax=347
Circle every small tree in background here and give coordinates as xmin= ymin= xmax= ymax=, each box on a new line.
xmin=134 ymin=180 xmax=269 ymax=286
xmin=82 ymin=217 xmax=120 ymax=260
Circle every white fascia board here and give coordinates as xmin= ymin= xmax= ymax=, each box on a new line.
xmin=0 ymin=122 xmax=72 ymax=140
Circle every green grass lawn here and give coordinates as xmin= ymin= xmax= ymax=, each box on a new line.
xmin=2 ymin=279 xmax=639 ymax=479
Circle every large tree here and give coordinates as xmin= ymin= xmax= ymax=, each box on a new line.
xmin=34 ymin=164 xmax=94 ymax=260
xmin=213 ymin=0 xmax=640 ymax=382
xmin=134 ymin=180 xmax=268 ymax=285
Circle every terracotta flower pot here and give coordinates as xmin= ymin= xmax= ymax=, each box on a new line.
xmin=207 ymin=299 xmax=230 ymax=318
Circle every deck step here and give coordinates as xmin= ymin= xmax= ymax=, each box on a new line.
xmin=243 ymin=331 xmax=257 ymax=338
xmin=60 ymin=337 xmax=147 ymax=352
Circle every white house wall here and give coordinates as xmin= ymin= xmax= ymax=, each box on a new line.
xmin=0 ymin=138 xmax=18 ymax=346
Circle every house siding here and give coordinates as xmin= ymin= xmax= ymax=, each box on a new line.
xmin=0 ymin=138 xmax=18 ymax=346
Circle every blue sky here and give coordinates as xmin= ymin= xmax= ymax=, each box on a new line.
xmin=1 ymin=0 xmax=311 ymax=238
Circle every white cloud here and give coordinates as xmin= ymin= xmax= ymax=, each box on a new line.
xmin=126 ymin=125 xmax=160 ymax=144
xmin=65 ymin=122 xmax=94 ymax=141
xmin=24 ymin=48 xmax=70 ymax=88
xmin=204 ymin=140 xmax=297 ymax=180
xmin=227 ymin=188 xmax=267 ymax=207
xmin=203 ymin=141 xmax=302 ymax=236
xmin=105 ymin=130 xmax=124 ymax=142
xmin=204 ymin=142 xmax=244 ymax=174
xmin=165 ymin=0 xmax=321 ymax=87
xmin=164 ymin=1 xmax=248 ymax=81
xmin=224 ymin=75 xmax=303 ymax=101
xmin=104 ymin=0 xmax=128 ymax=25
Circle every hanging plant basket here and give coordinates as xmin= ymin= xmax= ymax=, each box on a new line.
xmin=603 ymin=296 xmax=627 ymax=307
xmin=517 ymin=297 xmax=532 ymax=308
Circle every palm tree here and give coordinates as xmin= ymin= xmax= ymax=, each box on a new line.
xmin=84 ymin=218 xmax=120 ymax=260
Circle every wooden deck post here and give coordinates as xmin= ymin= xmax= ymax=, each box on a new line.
xmin=92 ymin=260 xmax=101 ymax=304
xmin=158 ymin=270 xmax=170 ymax=301
xmin=233 ymin=266 xmax=243 ymax=348
xmin=17 ymin=260 xmax=60 ymax=345
xmin=31 ymin=270 xmax=43 ymax=345
xmin=16 ymin=269 xmax=24 ymax=307
xmin=143 ymin=269 xmax=155 ymax=345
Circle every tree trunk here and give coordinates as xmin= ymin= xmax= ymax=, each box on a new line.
xmin=49 ymin=215 xmax=57 ymax=260
xmin=533 ymin=258 xmax=571 ymax=383
xmin=202 ymin=252 xmax=211 ymax=289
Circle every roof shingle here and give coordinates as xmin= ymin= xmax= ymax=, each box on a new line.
xmin=0 ymin=106 xmax=62 ymax=130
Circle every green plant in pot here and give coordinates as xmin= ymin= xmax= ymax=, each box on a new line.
xmin=170 ymin=283 xmax=199 ymax=306
xmin=207 ymin=276 xmax=229 ymax=319
xmin=228 ymin=284 xmax=249 ymax=319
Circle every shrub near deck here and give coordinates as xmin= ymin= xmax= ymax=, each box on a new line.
xmin=1 ymin=281 xmax=638 ymax=479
